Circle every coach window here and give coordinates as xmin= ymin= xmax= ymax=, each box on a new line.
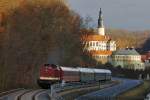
xmin=93 ymin=42 xmax=95 ymax=46
xmin=90 ymin=42 xmax=92 ymax=46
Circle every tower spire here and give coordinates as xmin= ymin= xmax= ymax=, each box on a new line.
xmin=97 ymin=8 xmax=105 ymax=35
xmin=98 ymin=8 xmax=104 ymax=28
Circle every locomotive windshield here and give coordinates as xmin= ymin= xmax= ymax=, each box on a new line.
xmin=44 ymin=64 xmax=50 ymax=66
xmin=51 ymin=64 xmax=57 ymax=68
xmin=44 ymin=64 xmax=58 ymax=68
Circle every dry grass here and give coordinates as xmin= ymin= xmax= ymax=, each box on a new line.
xmin=118 ymin=80 xmax=150 ymax=100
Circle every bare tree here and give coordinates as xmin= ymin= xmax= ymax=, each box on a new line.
xmin=0 ymin=0 xmax=83 ymax=89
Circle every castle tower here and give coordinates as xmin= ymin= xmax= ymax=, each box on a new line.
xmin=98 ymin=8 xmax=105 ymax=35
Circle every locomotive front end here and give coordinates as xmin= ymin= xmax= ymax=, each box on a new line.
xmin=37 ymin=64 xmax=62 ymax=88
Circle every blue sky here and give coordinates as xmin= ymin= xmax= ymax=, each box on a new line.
xmin=67 ymin=0 xmax=150 ymax=31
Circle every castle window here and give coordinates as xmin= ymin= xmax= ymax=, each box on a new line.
xmin=96 ymin=42 xmax=98 ymax=46
xmin=93 ymin=42 xmax=95 ymax=46
xmin=87 ymin=43 xmax=89 ymax=47
xmin=90 ymin=42 xmax=92 ymax=46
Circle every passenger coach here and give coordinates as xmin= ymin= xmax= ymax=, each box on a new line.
xmin=61 ymin=67 xmax=80 ymax=82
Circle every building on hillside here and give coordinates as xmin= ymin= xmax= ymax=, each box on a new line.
xmin=82 ymin=8 xmax=116 ymax=64
xmin=110 ymin=48 xmax=145 ymax=70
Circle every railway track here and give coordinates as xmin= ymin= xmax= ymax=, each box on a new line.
xmin=0 ymin=88 xmax=24 ymax=97
xmin=0 ymin=83 xmax=102 ymax=100
xmin=0 ymin=81 xmax=116 ymax=100
xmin=58 ymin=81 xmax=118 ymax=100
xmin=0 ymin=89 xmax=51 ymax=100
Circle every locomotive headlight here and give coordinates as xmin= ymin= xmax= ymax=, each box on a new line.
xmin=40 ymin=77 xmax=60 ymax=80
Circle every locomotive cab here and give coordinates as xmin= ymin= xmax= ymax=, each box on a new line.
xmin=37 ymin=64 xmax=62 ymax=88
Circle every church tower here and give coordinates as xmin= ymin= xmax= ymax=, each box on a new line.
xmin=98 ymin=8 xmax=105 ymax=35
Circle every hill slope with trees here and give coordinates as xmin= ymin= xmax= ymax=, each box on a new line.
xmin=0 ymin=0 xmax=83 ymax=90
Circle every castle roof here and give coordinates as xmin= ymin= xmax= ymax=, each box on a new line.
xmin=89 ymin=50 xmax=112 ymax=55
xmin=141 ymin=51 xmax=150 ymax=61
xmin=81 ymin=34 xmax=111 ymax=41
xmin=112 ymin=48 xmax=140 ymax=55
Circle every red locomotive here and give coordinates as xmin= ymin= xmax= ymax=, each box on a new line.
xmin=37 ymin=64 xmax=62 ymax=88
xmin=37 ymin=64 xmax=111 ymax=88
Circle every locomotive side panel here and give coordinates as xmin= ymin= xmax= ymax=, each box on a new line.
xmin=38 ymin=64 xmax=62 ymax=88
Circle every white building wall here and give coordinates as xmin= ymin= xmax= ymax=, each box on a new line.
xmin=97 ymin=28 xmax=105 ymax=35
xmin=109 ymin=42 xmax=116 ymax=51
xmin=85 ymin=41 xmax=116 ymax=51
xmin=110 ymin=54 xmax=145 ymax=70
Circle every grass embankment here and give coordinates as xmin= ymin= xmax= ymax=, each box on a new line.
xmin=118 ymin=80 xmax=150 ymax=100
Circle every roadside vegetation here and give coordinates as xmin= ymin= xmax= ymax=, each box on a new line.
xmin=118 ymin=80 xmax=150 ymax=100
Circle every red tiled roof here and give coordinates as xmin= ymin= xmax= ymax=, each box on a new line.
xmin=142 ymin=51 xmax=150 ymax=61
xmin=89 ymin=50 xmax=112 ymax=55
xmin=141 ymin=55 xmax=147 ymax=62
xmin=81 ymin=34 xmax=111 ymax=41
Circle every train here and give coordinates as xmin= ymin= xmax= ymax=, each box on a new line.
xmin=37 ymin=64 xmax=112 ymax=88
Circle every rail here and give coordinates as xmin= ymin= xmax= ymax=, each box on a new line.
xmin=50 ymin=81 xmax=111 ymax=100
xmin=0 ymin=88 xmax=24 ymax=97
xmin=0 ymin=89 xmax=46 ymax=100
xmin=76 ymin=79 xmax=143 ymax=100
xmin=50 ymin=82 xmax=86 ymax=100
xmin=50 ymin=83 xmax=65 ymax=100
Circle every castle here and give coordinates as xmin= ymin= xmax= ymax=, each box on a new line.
xmin=82 ymin=8 xmax=116 ymax=64
xmin=82 ymin=9 xmax=145 ymax=70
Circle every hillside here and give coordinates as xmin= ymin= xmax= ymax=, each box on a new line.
xmin=0 ymin=0 xmax=83 ymax=90
xmin=107 ymin=29 xmax=150 ymax=53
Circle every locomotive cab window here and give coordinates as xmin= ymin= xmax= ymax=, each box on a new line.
xmin=51 ymin=64 xmax=57 ymax=68
xmin=44 ymin=64 xmax=50 ymax=66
